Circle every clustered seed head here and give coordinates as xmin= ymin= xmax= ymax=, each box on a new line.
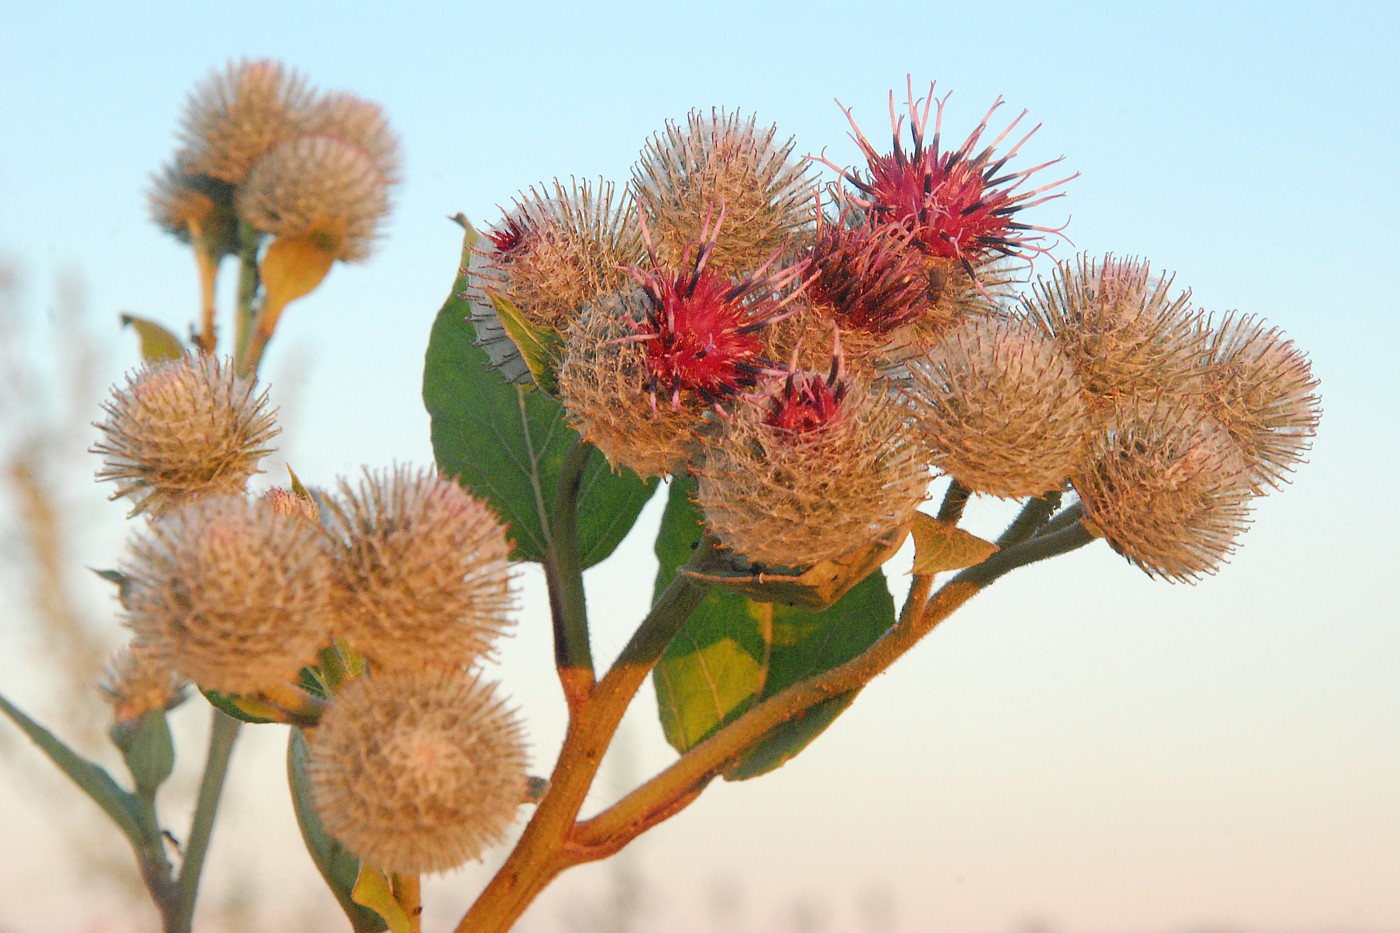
xmin=121 ymin=496 xmax=334 ymax=694
xmin=99 ymin=641 xmax=189 ymax=727
xmin=263 ymin=485 xmax=321 ymax=522
xmin=1024 ymin=254 xmax=1203 ymax=404
xmin=93 ymin=354 xmax=278 ymax=515
xmin=178 ymin=59 xmax=319 ymax=185
xmin=825 ymin=78 xmax=1075 ymax=278
xmin=695 ymin=371 xmax=929 ymax=569
xmin=159 ymin=59 xmax=399 ymax=264
xmin=1072 ymin=401 xmax=1253 ymax=582
xmin=479 ymin=178 xmax=643 ymax=333
xmin=1192 ymin=312 xmax=1321 ymax=492
xmin=308 ymin=666 xmax=528 ymax=874
xmin=306 ymin=91 xmax=403 ymax=186
xmin=903 ymin=315 xmax=1094 ymax=498
xmin=147 ymin=158 xmax=239 ymax=257
xmin=324 ymin=467 xmax=514 ymax=672
xmin=632 ymin=109 xmax=814 ymax=273
xmin=237 ymin=134 xmax=390 ymax=261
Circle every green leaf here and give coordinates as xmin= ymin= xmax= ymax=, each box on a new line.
xmin=651 ymin=478 xmax=895 ymax=779
xmin=423 ymin=230 xmax=658 ymax=568
xmin=352 ymin=865 xmax=411 ymax=933
xmin=120 ymin=313 xmax=185 ymax=361
xmin=482 ymin=287 xmax=564 ymax=396
xmin=287 ymin=730 xmax=387 ymax=933
xmin=910 ymin=511 xmax=999 ymax=574
xmin=200 ymin=688 xmax=278 ymax=725
xmin=0 ymin=690 xmax=144 ymax=848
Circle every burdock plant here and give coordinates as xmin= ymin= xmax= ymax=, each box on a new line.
xmin=1 ymin=65 xmax=1320 ymax=933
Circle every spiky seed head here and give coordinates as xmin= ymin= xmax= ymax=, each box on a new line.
xmin=903 ymin=315 xmax=1094 ymax=498
xmin=236 ymin=135 xmax=392 ymax=262
xmin=323 ymin=467 xmax=514 ymax=672
xmin=1072 ymin=400 xmax=1254 ymax=582
xmin=695 ymin=370 xmax=929 ymax=569
xmin=306 ymin=91 xmax=403 ymax=186
xmin=121 ymin=496 xmax=334 ymax=694
xmin=478 ymin=178 xmax=643 ymax=333
xmin=99 ymin=641 xmax=189 ymax=726
xmin=147 ymin=159 xmax=239 ymax=257
xmin=1023 ymin=254 xmax=1204 ymax=404
xmin=263 ymin=485 xmax=321 ymax=522
xmin=93 ymin=355 xmax=279 ymax=516
xmin=824 ymin=79 xmax=1075 ymax=275
xmin=632 ymin=109 xmax=815 ymax=272
xmin=557 ymin=290 xmax=709 ymax=478
xmin=308 ymin=667 xmax=527 ymax=874
xmin=1192 ymin=313 xmax=1321 ymax=492
xmin=178 ymin=59 xmax=318 ymax=184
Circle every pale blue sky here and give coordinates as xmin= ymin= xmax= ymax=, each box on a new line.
xmin=2 ymin=2 xmax=1398 ymax=931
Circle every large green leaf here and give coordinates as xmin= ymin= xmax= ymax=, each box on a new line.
xmin=651 ymin=478 xmax=895 ymax=779
xmin=423 ymin=229 xmax=658 ymax=568
xmin=287 ymin=729 xmax=387 ymax=933
xmin=0 ymin=690 xmax=144 ymax=847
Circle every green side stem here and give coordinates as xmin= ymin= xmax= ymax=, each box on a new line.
xmin=171 ymin=709 xmax=241 ymax=932
xmin=545 ymin=436 xmax=595 ymax=707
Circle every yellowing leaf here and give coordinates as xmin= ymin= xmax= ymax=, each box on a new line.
xmin=120 ymin=314 xmax=185 ymax=361
xmin=258 ymin=232 xmax=338 ymax=333
xmin=482 ymin=287 xmax=563 ymax=396
xmin=351 ymin=865 xmax=411 ymax=933
xmin=909 ymin=511 xmax=998 ymax=575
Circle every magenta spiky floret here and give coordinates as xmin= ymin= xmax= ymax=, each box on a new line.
xmin=627 ymin=210 xmax=807 ymax=408
xmin=823 ymin=78 xmax=1076 ymax=274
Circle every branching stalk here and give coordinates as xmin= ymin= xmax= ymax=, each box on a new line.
xmin=171 ymin=709 xmax=241 ymax=933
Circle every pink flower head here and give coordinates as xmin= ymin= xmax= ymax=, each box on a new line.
xmin=766 ymin=357 xmax=847 ymax=434
xmin=824 ymin=78 xmax=1076 ymax=275
xmin=485 ymin=211 xmax=531 ymax=258
xmin=628 ymin=209 xmax=806 ymax=408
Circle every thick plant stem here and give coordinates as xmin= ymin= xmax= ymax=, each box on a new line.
xmin=171 ymin=709 xmax=241 ymax=933
xmin=575 ymin=523 xmax=1095 ymax=854
xmin=394 ymin=874 xmax=423 ymax=933
xmin=455 ymin=570 xmax=711 ymax=933
xmin=997 ymin=490 xmax=1064 ymax=548
xmin=233 ymin=223 xmax=261 ymax=372
xmin=545 ymin=437 xmax=595 ymax=708
xmin=937 ymin=479 xmax=971 ymax=523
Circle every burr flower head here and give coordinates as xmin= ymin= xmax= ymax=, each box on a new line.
xmin=479 ymin=178 xmax=642 ymax=333
xmin=827 ymin=79 xmax=1074 ymax=273
xmin=237 ymin=134 xmax=392 ymax=262
xmin=93 ymin=354 xmax=279 ymax=516
xmin=306 ymin=91 xmax=403 ymax=186
xmin=557 ymin=290 xmax=709 ymax=478
xmin=695 ymin=370 xmax=929 ymax=569
xmin=1072 ymin=401 xmax=1253 ymax=582
xmin=1194 ymin=313 xmax=1321 ymax=492
xmin=324 ymin=467 xmax=514 ymax=672
xmin=904 ymin=315 xmax=1094 ymax=498
xmin=631 ymin=109 xmax=814 ymax=273
xmin=1024 ymin=254 xmax=1204 ymax=403
xmin=99 ymin=641 xmax=189 ymax=726
xmin=121 ymin=496 xmax=334 ymax=694
xmin=803 ymin=212 xmax=934 ymax=338
xmin=147 ymin=158 xmax=239 ymax=257
xmin=178 ymin=58 xmax=318 ymax=184
xmin=308 ymin=667 xmax=528 ymax=874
